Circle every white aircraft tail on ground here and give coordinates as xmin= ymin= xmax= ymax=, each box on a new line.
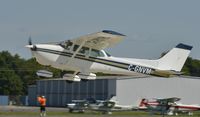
xmin=26 ymin=30 xmax=193 ymax=81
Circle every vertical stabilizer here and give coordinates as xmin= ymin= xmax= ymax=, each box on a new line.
xmin=138 ymin=98 xmax=148 ymax=109
xmin=158 ymin=43 xmax=192 ymax=72
xmin=109 ymin=96 xmax=117 ymax=103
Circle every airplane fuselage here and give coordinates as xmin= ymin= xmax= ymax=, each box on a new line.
xmin=26 ymin=30 xmax=192 ymax=80
xmin=172 ymin=103 xmax=200 ymax=111
xmin=31 ymin=44 xmax=156 ymax=77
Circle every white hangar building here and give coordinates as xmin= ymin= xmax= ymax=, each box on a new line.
xmin=28 ymin=76 xmax=200 ymax=107
xmin=116 ymin=76 xmax=200 ymax=106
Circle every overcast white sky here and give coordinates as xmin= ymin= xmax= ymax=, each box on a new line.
xmin=0 ymin=0 xmax=199 ymax=59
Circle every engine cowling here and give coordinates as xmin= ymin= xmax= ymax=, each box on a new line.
xmin=63 ymin=74 xmax=81 ymax=82
xmin=78 ymin=73 xmax=96 ymax=80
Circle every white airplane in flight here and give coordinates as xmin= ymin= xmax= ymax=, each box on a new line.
xmin=26 ymin=30 xmax=193 ymax=82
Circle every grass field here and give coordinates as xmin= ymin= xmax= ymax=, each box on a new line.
xmin=1 ymin=111 xmax=200 ymax=117
xmin=0 ymin=106 xmax=200 ymax=117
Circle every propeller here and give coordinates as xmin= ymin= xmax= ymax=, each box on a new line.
xmin=26 ymin=35 xmax=37 ymax=51
xmin=28 ymin=36 xmax=32 ymax=45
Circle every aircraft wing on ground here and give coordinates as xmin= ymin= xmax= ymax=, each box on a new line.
xmin=91 ymin=96 xmax=134 ymax=113
xmin=156 ymin=97 xmax=181 ymax=104
xmin=90 ymin=101 xmax=133 ymax=114
xmin=68 ymin=30 xmax=125 ymax=50
xmin=71 ymin=100 xmax=87 ymax=103
xmin=67 ymin=100 xmax=89 ymax=113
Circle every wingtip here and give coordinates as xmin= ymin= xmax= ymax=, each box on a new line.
xmin=102 ymin=30 xmax=126 ymax=36
xmin=176 ymin=43 xmax=193 ymax=50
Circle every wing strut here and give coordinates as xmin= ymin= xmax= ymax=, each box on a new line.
xmin=66 ymin=41 xmax=86 ymax=67
xmin=63 ymin=41 xmax=87 ymax=81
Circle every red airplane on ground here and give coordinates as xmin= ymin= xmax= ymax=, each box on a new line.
xmin=138 ymin=97 xmax=200 ymax=115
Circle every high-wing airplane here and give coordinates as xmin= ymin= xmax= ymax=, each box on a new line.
xmin=66 ymin=97 xmax=96 ymax=113
xmin=26 ymin=30 xmax=193 ymax=82
xmin=67 ymin=96 xmax=134 ymax=114
xmin=89 ymin=96 xmax=134 ymax=114
xmin=138 ymin=97 xmax=200 ymax=115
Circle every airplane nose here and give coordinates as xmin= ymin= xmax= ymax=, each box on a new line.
xmin=25 ymin=45 xmax=37 ymax=51
xmin=25 ymin=45 xmax=34 ymax=48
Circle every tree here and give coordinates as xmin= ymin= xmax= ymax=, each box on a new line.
xmin=0 ymin=70 xmax=23 ymax=95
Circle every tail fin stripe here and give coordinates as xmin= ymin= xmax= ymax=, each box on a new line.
xmin=176 ymin=43 xmax=193 ymax=50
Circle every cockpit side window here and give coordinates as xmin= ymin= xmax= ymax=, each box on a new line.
xmin=79 ymin=47 xmax=89 ymax=55
xmin=90 ymin=49 xmax=105 ymax=57
xmin=73 ymin=44 xmax=80 ymax=51
xmin=60 ymin=40 xmax=73 ymax=50
xmin=90 ymin=49 xmax=98 ymax=57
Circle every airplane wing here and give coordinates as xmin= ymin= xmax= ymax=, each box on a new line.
xmin=69 ymin=30 xmax=125 ymax=50
xmin=72 ymin=100 xmax=87 ymax=103
xmin=156 ymin=97 xmax=181 ymax=103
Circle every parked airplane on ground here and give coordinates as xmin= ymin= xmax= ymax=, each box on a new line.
xmin=138 ymin=97 xmax=200 ymax=115
xmin=66 ymin=97 xmax=98 ymax=113
xmin=89 ymin=96 xmax=134 ymax=114
xmin=66 ymin=96 xmax=134 ymax=114
xmin=26 ymin=30 xmax=193 ymax=82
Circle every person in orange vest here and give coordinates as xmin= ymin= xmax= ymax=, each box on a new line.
xmin=37 ymin=95 xmax=46 ymax=117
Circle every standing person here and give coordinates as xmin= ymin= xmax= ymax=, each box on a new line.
xmin=37 ymin=95 xmax=47 ymax=117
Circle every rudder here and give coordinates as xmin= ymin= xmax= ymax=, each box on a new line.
xmin=157 ymin=43 xmax=192 ymax=72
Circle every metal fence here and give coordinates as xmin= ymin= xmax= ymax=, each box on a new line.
xmin=0 ymin=95 xmax=28 ymax=106
xmin=0 ymin=95 xmax=8 ymax=105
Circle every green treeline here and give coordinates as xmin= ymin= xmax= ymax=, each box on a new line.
xmin=0 ymin=51 xmax=200 ymax=95
xmin=182 ymin=57 xmax=200 ymax=76
xmin=0 ymin=51 xmax=61 ymax=95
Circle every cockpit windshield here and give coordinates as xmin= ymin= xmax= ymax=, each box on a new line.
xmin=105 ymin=51 xmax=111 ymax=57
